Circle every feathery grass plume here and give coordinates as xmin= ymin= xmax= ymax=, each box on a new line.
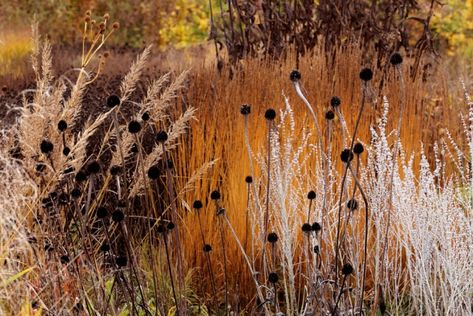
xmin=120 ymin=45 xmax=152 ymax=103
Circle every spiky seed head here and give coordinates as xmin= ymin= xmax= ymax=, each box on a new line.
xmin=313 ymin=245 xmax=320 ymax=254
xmin=112 ymin=22 xmax=119 ymax=29
xmin=167 ymin=222 xmax=175 ymax=230
xmin=290 ymin=70 xmax=301 ymax=82
xmin=128 ymin=120 xmax=141 ymax=134
xmin=340 ymin=149 xmax=354 ymax=163
xmin=100 ymin=243 xmax=110 ymax=252
xmin=390 ymin=52 xmax=403 ymax=65
xmin=71 ymin=188 xmax=81 ymax=198
xmin=342 ymin=263 xmax=354 ymax=275
xmin=312 ymin=222 xmax=321 ymax=233
xmin=325 ymin=110 xmax=335 ymax=120
xmin=87 ymin=160 xmax=101 ymax=174
xmin=60 ymin=255 xmax=70 ymax=264
xmin=58 ymin=120 xmax=68 ymax=132
xmin=347 ymin=199 xmax=358 ymax=211
xmin=156 ymin=131 xmax=168 ymax=143
xmin=40 ymin=140 xmax=54 ymax=154
xmin=193 ymin=200 xmax=203 ymax=209
xmin=203 ymin=244 xmax=212 ymax=252
xmin=267 ymin=232 xmax=278 ymax=243
xmin=302 ymin=223 xmax=312 ymax=233
xmin=268 ymin=272 xmax=279 ymax=283
xmin=112 ymin=210 xmax=124 ymax=223
xmin=240 ymin=104 xmax=251 ymax=115
xmin=116 ymin=256 xmax=127 ymax=267
xmin=353 ymin=142 xmax=364 ymax=154
xmin=210 ymin=190 xmax=221 ymax=200
xmin=359 ymin=68 xmax=373 ymax=81
xmin=106 ymin=95 xmax=120 ymax=108
xmin=62 ymin=147 xmax=70 ymax=156
xmin=265 ymin=108 xmax=276 ymax=120
xmin=97 ymin=206 xmax=108 ymax=219
xmin=110 ymin=165 xmax=121 ymax=176
xmin=75 ymin=171 xmax=88 ymax=182
xmin=245 ymin=176 xmax=253 ymax=184
xmin=103 ymin=13 xmax=110 ymax=20
xmin=307 ymin=190 xmax=316 ymax=200
xmin=141 ymin=111 xmax=150 ymax=121
xmin=330 ymin=96 xmax=341 ymax=107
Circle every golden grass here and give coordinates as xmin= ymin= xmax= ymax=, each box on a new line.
xmin=0 ymin=31 xmax=32 ymax=78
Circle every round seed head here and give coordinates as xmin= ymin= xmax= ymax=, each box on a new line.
xmin=116 ymin=255 xmax=127 ymax=267
xmin=147 ymin=165 xmax=160 ymax=179
xmin=353 ymin=142 xmax=364 ymax=155
xmin=312 ymin=222 xmax=321 ymax=233
xmin=267 ymin=232 xmax=278 ymax=243
xmin=265 ymin=108 xmax=276 ymax=121
xmin=240 ymin=104 xmax=251 ymax=115
xmin=100 ymin=243 xmax=110 ymax=252
xmin=87 ymin=160 xmax=101 ymax=174
xmin=268 ymin=272 xmax=279 ymax=284
xmin=156 ymin=224 xmax=166 ymax=234
xmin=302 ymin=223 xmax=312 ymax=233
xmin=342 ymin=263 xmax=354 ymax=275
xmin=245 ymin=176 xmax=253 ymax=184
xmin=75 ymin=171 xmax=88 ymax=182
xmin=340 ymin=149 xmax=354 ymax=163
xmin=347 ymin=199 xmax=358 ymax=211
xmin=210 ymin=190 xmax=221 ymax=200
xmin=71 ymin=188 xmax=81 ymax=198
xmin=167 ymin=221 xmax=175 ymax=230
xmin=166 ymin=159 xmax=173 ymax=170
xmin=106 ymin=94 xmax=120 ymax=108
xmin=141 ymin=111 xmax=150 ymax=121
xmin=112 ymin=22 xmax=119 ymax=29
xmin=110 ymin=165 xmax=122 ymax=176
xmin=203 ymin=244 xmax=212 ymax=252
xmin=156 ymin=131 xmax=168 ymax=143
xmin=112 ymin=210 xmax=124 ymax=222
xmin=96 ymin=206 xmax=108 ymax=219
xmin=58 ymin=120 xmax=68 ymax=132
xmin=325 ymin=110 xmax=335 ymax=120
xmin=390 ymin=52 xmax=403 ymax=65
xmin=60 ymin=255 xmax=70 ymax=264
xmin=40 ymin=140 xmax=54 ymax=154
xmin=128 ymin=120 xmax=141 ymax=134
xmin=62 ymin=147 xmax=70 ymax=156
xmin=313 ymin=245 xmax=320 ymax=254
xmin=290 ymin=70 xmax=301 ymax=82
xmin=330 ymin=96 xmax=341 ymax=107
xmin=307 ymin=190 xmax=316 ymax=200
xmin=359 ymin=68 xmax=373 ymax=81
xmin=193 ymin=200 xmax=203 ymax=210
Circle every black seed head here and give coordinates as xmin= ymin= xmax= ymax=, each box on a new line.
xmin=330 ymin=96 xmax=341 ymax=107
xmin=106 ymin=94 xmax=120 ymax=108
xmin=313 ymin=245 xmax=320 ymax=254
xmin=353 ymin=142 xmax=364 ymax=155
xmin=166 ymin=159 xmax=173 ymax=169
xmin=40 ymin=140 xmax=54 ymax=154
xmin=390 ymin=52 xmax=403 ymax=66
xmin=193 ymin=200 xmax=203 ymax=210
xmin=116 ymin=255 xmax=127 ymax=267
xmin=340 ymin=149 xmax=354 ymax=163
xmin=156 ymin=224 xmax=166 ymax=234
xmin=268 ymin=272 xmax=279 ymax=284
xmin=203 ymin=244 xmax=212 ymax=252
xmin=147 ymin=165 xmax=160 ymax=179
xmin=312 ymin=222 xmax=321 ymax=233
xmin=156 ymin=131 xmax=168 ymax=143
xmin=240 ymin=104 xmax=251 ymax=115
xmin=265 ymin=108 xmax=276 ymax=121
xmin=167 ymin=222 xmax=175 ymax=230
xmin=58 ymin=120 xmax=68 ymax=132
xmin=210 ymin=190 xmax=221 ymax=200
xmin=307 ymin=190 xmax=316 ymax=200
xmin=36 ymin=163 xmax=46 ymax=173
xmin=97 ymin=206 xmax=108 ymax=219
xmin=131 ymin=143 xmax=139 ymax=153
xmin=62 ymin=147 xmax=70 ymax=156
xmin=302 ymin=223 xmax=312 ymax=233
xmin=87 ymin=160 xmax=101 ymax=174
xmin=347 ymin=199 xmax=358 ymax=211
xmin=245 ymin=176 xmax=253 ymax=184
xmin=71 ymin=188 xmax=81 ymax=198
xmin=110 ymin=165 xmax=122 ymax=176
xmin=325 ymin=110 xmax=335 ymax=120
xmin=128 ymin=120 xmax=141 ymax=134
xmin=100 ymin=243 xmax=110 ymax=252
xmin=290 ymin=70 xmax=301 ymax=82
xmin=60 ymin=255 xmax=70 ymax=264
xmin=342 ymin=263 xmax=354 ymax=275
xmin=267 ymin=232 xmax=278 ymax=243
xmin=141 ymin=111 xmax=150 ymax=121
xmin=359 ymin=68 xmax=373 ymax=81
xmin=75 ymin=171 xmax=87 ymax=182
xmin=112 ymin=210 xmax=124 ymax=223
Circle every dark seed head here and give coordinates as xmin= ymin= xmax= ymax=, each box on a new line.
xmin=147 ymin=165 xmax=160 ymax=180
xmin=141 ymin=111 xmax=150 ymax=121
xmin=58 ymin=120 xmax=68 ymax=132
xmin=167 ymin=222 xmax=175 ymax=230
xmin=156 ymin=224 xmax=166 ymax=234
xmin=110 ymin=165 xmax=121 ymax=176
xmin=267 ymin=232 xmax=278 ymax=243
xmin=312 ymin=222 xmax=321 ymax=233
xmin=347 ymin=199 xmax=358 ymax=211
xmin=193 ymin=200 xmax=203 ymax=210
xmin=203 ymin=244 xmax=212 ymax=252
xmin=36 ymin=163 xmax=46 ymax=173
xmin=330 ymin=96 xmax=341 ymax=107
xmin=87 ymin=161 xmax=101 ymax=174
xmin=302 ymin=223 xmax=312 ymax=233
xmin=390 ymin=52 xmax=403 ymax=66
xmin=359 ymin=68 xmax=373 ymax=81
xmin=313 ymin=245 xmax=320 ymax=254
xmin=268 ymin=272 xmax=279 ymax=284
xmin=115 ymin=255 xmax=127 ymax=267
xmin=210 ymin=190 xmax=221 ymax=200
xmin=245 ymin=176 xmax=253 ymax=184
xmin=353 ymin=142 xmax=364 ymax=155
xmin=40 ymin=140 xmax=54 ymax=154
xmin=340 ymin=149 xmax=354 ymax=163
xmin=307 ymin=190 xmax=316 ymax=200
xmin=71 ymin=188 xmax=81 ymax=198
xmin=265 ymin=108 xmax=276 ymax=121
xmin=62 ymin=147 xmax=70 ymax=156
xmin=342 ymin=263 xmax=354 ymax=275
xmin=240 ymin=104 xmax=251 ymax=115
xmin=60 ymin=255 xmax=70 ymax=264
xmin=156 ymin=131 xmax=168 ymax=143
xmin=128 ymin=120 xmax=141 ymax=134
xmin=75 ymin=171 xmax=87 ymax=182
xmin=100 ymin=243 xmax=110 ymax=252
xmin=166 ymin=159 xmax=173 ymax=170
xmin=290 ymin=70 xmax=301 ymax=82
xmin=112 ymin=210 xmax=124 ymax=223
xmin=325 ymin=110 xmax=335 ymax=120
xmin=107 ymin=95 xmax=120 ymax=108
xmin=96 ymin=206 xmax=108 ymax=219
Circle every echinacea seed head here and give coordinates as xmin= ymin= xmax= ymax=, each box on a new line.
xmin=268 ymin=272 xmax=279 ymax=284
xmin=87 ymin=160 xmax=101 ymax=174
xmin=115 ymin=256 xmax=127 ymax=267
xmin=340 ymin=149 xmax=354 ymax=163
xmin=128 ymin=120 xmax=141 ymax=134
xmin=240 ymin=104 xmax=251 ymax=115
xmin=193 ymin=200 xmax=203 ymax=210
xmin=100 ymin=243 xmax=110 ymax=252
xmin=203 ymin=244 xmax=212 ymax=252
xmin=210 ymin=190 xmax=221 ymax=200
xmin=167 ymin=222 xmax=175 ymax=230
xmin=40 ymin=140 xmax=54 ymax=154
xmin=307 ymin=190 xmax=316 ymax=200
xmin=290 ymin=70 xmax=301 ymax=82
xmin=265 ymin=108 xmax=276 ymax=121
xmin=97 ymin=206 xmax=108 ymax=219
xmin=112 ymin=210 xmax=124 ymax=223
xmin=75 ymin=171 xmax=87 ymax=182
xmin=312 ymin=222 xmax=321 ymax=233
xmin=347 ymin=199 xmax=358 ymax=210
xmin=245 ymin=176 xmax=253 ymax=184
xmin=62 ymin=147 xmax=70 ymax=156
xmin=156 ymin=224 xmax=166 ymax=234
xmin=106 ymin=94 xmax=120 ymax=108
xmin=353 ymin=142 xmax=364 ymax=154
xmin=359 ymin=68 xmax=373 ymax=81
xmin=330 ymin=96 xmax=341 ymax=107
xmin=147 ymin=166 xmax=160 ymax=179
xmin=342 ymin=263 xmax=354 ymax=275
xmin=110 ymin=165 xmax=121 ymax=176
xmin=156 ymin=131 xmax=168 ymax=143
xmin=302 ymin=223 xmax=312 ymax=233
xmin=58 ymin=120 xmax=68 ymax=132
xmin=71 ymin=188 xmax=81 ymax=198
xmin=141 ymin=111 xmax=150 ymax=121
xmin=166 ymin=159 xmax=173 ymax=170
xmin=390 ymin=52 xmax=403 ymax=65
xmin=325 ymin=110 xmax=335 ymax=120
xmin=60 ymin=255 xmax=69 ymax=264
xmin=267 ymin=232 xmax=278 ymax=243
xmin=313 ymin=245 xmax=320 ymax=254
